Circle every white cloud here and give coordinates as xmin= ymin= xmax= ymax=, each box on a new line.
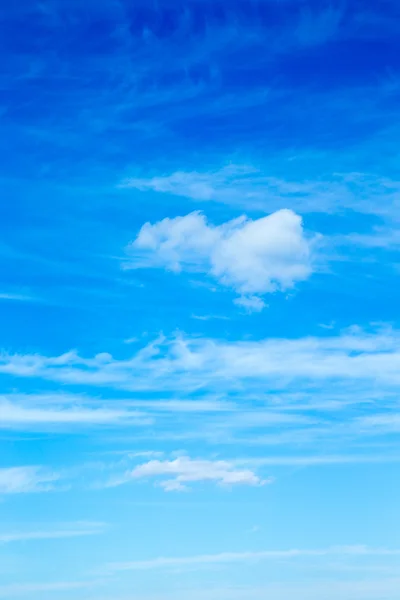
xmin=2 ymin=326 xmax=400 ymax=394
xmin=234 ymin=295 xmax=266 ymax=312
xmin=335 ymin=227 xmax=400 ymax=249
xmin=191 ymin=314 xmax=230 ymax=321
xmin=124 ymin=399 xmax=233 ymax=413
xmin=108 ymin=456 xmax=268 ymax=492
xmin=127 ymin=209 xmax=316 ymax=309
xmin=0 ymin=394 xmax=233 ymax=438
xmin=120 ymin=165 xmax=400 ymax=219
xmin=119 ymin=164 xmax=323 ymax=208
xmin=0 ymin=522 xmax=105 ymax=544
xmin=107 ymin=545 xmax=400 ymax=572
xmin=357 ymin=413 xmax=400 ymax=433
xmin=244 ymin=454 xmax=400 ymax=467
xmin=0 ymin=466 xmax=59 ymax=494
xmin=122 ymin=169 xmax=223 ymax=201
xmin=0 ymin=397 xmax=148 ymax=429
xmin=0 ymin=292 xmax=34 ymax=302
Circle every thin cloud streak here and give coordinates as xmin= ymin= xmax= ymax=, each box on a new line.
xmin=0 ymin=522 xmax=106 ymax=544
xmin=0 ymin=398 xmax=150 ymax=429
xmin=107 ymin=545 xmax=400 ymax=572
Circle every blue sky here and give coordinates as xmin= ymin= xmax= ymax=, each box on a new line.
xmin=1 ymin=1 xmax=400 ymax=598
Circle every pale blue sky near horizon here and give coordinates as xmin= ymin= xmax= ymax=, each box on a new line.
xmin=1 ymin=1 xmax=400 ymax=598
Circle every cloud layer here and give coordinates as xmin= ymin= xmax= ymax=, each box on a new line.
xmin=2 ymin=326 xmax=400 ymax=392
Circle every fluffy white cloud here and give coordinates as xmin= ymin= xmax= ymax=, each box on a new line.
xmin=109 ymin=456 xmax=268 ymax=491
xmin=127 ymin=209 xmax=316 ymax=309
xmin=0 ymin=466 xmax=59 ymax=494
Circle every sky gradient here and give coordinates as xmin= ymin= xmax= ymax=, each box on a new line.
xmin=1 ymin=1 xmax=400 ymax=599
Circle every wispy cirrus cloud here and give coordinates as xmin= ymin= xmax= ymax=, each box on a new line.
xmin=120 ymin=164 xmax=325 ymax=209
xmin=106 ymin=544 xmax=400 ymax=572
xmin=0 ymin=397 xmax=149 ymax=430
xmin=96 ymin=577 xmax=400 ymax=600
xmin=241 ymin=453 xmax=400 ymax=468
xmin=357 ymin=413 xmax=400 ymax=434
xmin=2 ymin=326 xmax=400 ymax=392
xmin=0 ymin=466 xmax=59 ymax=494
xmin=120 ymin=165 xmax=400 ymax=218
xmin=0 ymin=393 xmax=236 ymax=437
xmin=0 ymin=292 xmax=36 ymax=302
xmin=335 ymin=226 xmax=400 ymax=250
xmin=0 ymin=522 xmax=106 ymax=544
xmin=2 ymin=1 xmax=362 ymax=188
